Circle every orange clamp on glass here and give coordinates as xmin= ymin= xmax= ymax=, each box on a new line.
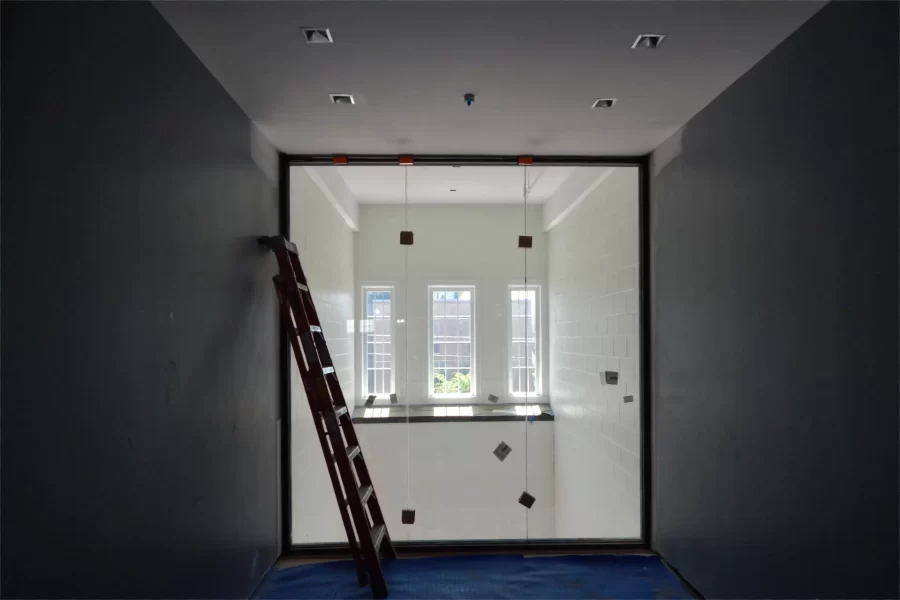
xmin=518 ymin=156 xmax=533 ymax=166
xmin=399 ymin=156 xmax=414 ymax=166
xmin=332 ymin=156 xmax=348 ymax=165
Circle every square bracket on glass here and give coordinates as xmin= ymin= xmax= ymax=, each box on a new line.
xmin=390 ymin=393 xmax=399 ymax=404
xmin=493 ymin=441 xmax=512 ymax=462
xmin=400 ymin=231 xmax=414 ymax=245
xmin=487 ymin=393 xmax=499 ymax=404
xmin=624 ymin=395 xmax=634 ymax=403
xmin=518 ymin=235 xmax=533 ymax=248
xmin=365 ymin=395 xmax=376 ymax=407
xmin=604 ymin=371 xmax=619 ymax=385
xmin=401 ymin=509 xmax=416 ymax=524
xmin=518 ymin=491 xmax=536 ymax=509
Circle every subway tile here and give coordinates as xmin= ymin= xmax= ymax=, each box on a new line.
xmin=617 ymin=314 xmax=634 ymax=335
xmin=625 ymin=289 xmax=638 ymax=314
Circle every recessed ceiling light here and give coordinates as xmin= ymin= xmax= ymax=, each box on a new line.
xmin=329 ymin=94 xmax=355 ymax=105
xmin=301 ymin=28 xmax=333 ymax=43
xmin=592 ymin=98 xmax=617 ymax=108
xmin=632 ymin=33 xmax=666 ymax=49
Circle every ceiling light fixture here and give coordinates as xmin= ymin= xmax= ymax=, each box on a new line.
xmin=632 ymin=33 xmax=666 ymax=49
xmin=329 ymin=94 xmax=355 ymax=105
xmin=301 ymin=28 xmax=333 ymax=43
xmin=592 ymin=98 xmax=617 ymax=108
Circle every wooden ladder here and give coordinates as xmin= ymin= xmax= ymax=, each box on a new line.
xmin=261 ymin=235 xmax=396 ymax=599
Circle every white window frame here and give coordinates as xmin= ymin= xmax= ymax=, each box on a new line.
xmin=360 ymin=285 xmax=395 ymax=400
xmin=427 ymin=284 xmax=477 ymax=401
xmin=507 ymin=284 xmax=542 ymax=397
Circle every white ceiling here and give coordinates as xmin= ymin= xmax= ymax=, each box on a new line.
xmin=155 ymin=1 xmax=824 ymax=156
xmin=334 ymin=166 xmax=576 ymax=204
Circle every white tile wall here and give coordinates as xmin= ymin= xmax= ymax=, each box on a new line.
xmin=355 ymin=420 xmax=555 ymax=542
xmin=548 ymin=166 xmax=641 ymax=539
xmin=291 ymin=416 xmax=555 ymax=544
xmin=289 ymin=166 xmax=357 ymax=543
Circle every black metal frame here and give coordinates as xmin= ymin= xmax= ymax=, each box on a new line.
xmin=278 ymin=153 xmax=651 ymax=555
xmin=286 ymin=154 xmax=645 ymax=168
xmin=286 ymin=539 xmax=648 ymax=558
xmin=277 ymin=152 xmax=292 ymax=553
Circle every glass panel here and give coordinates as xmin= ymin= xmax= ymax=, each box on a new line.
xmin=290 ymin=165 xmax=642 ymax=547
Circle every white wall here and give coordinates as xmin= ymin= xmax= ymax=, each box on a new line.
xmin=306 ymin=166 xmax=359 ymax=230
xmin=292 ymin=420 xmax=554 ymax=543
xmin=355 ymin=204 xmax=549 ymax=404
xmin=362 ymin=421 xmax=554 ymax=541
xmin=542 ymin=166 xmax=614 ymax=231
xmin=289 ymin=166 xmax=357 ymax=544
xmin=548 ymin=166 xmax=641 ymax=539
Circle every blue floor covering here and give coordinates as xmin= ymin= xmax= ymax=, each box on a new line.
xmin=255 ymin=554 xmax=693 ymax=599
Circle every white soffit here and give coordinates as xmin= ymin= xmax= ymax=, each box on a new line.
xmin=334 ymin=166 xmax=576 ymax=205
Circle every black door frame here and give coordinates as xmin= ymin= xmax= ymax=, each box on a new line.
xmin=277 ymin=154 xmax=651 ymax=556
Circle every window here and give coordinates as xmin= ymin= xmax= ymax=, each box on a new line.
xmin=364 ymin=407 xmax=391 ymax=419
xmin=514 ymin=405 xmax=541 ymax=416
xmin=433 ymin=406 xmax=474 ymax=417
xmin=428 ymin=287 xmax=475 ymax=398
xmin=362 ymin=287 xmax=393 ymax=398
xmin=509 ymin=286 xmax=541 ymax=396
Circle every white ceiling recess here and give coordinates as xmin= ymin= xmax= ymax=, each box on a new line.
xmin=155 ymin=1 xmax=824 ymax=155
xmin=333 ymin=166 xmax=576 ymax=205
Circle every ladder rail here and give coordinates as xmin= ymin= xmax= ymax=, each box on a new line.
xmin=265 ymin=236 xmax=395 ymax=599
xmin=321 ymin=407 xmax=388 ymax=598
xmin=323 ymin=375 xmax=397 ymax=560
xmin=293 ymin=273 xmax=397 ymax=561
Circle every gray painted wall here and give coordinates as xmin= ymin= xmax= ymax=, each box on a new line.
xmin=1 ymin=2 xmax=280 ymax=597
xmin=650 ymin=3 xmax=899 ymax=598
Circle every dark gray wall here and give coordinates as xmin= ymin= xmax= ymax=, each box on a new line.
xmin=2 ymin=2 xmax=281 ymax=597
xmin=650 ymin=3 xmax=899 ymax=598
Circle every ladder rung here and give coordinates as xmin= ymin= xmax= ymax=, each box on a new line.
xmin=297 ymin=283 xmax=309 ymax=292
xmin=294 ymin=326 xmax=325 ymax=339
xmin=322 ymin=366 xmax=335 ymax=375
xmin=334 ymin=406 xmax=348 ymax=418
xmin=347 ymin=445 xmax=361 ymax=461
xmin=371 ymin=524 xmax=386 ymax=551
xmin=347 ymin=485 xmax=373 ymax=506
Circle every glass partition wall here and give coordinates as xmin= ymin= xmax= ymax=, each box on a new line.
xmin=288 ymin=162 xmax=642 ymax=546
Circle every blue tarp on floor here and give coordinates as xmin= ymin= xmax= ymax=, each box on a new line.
xmin=255 ymin=554 xmax=693 ymax=599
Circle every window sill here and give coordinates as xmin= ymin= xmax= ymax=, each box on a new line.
xmin=352 ymin=403 xmax=553 ymax=424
